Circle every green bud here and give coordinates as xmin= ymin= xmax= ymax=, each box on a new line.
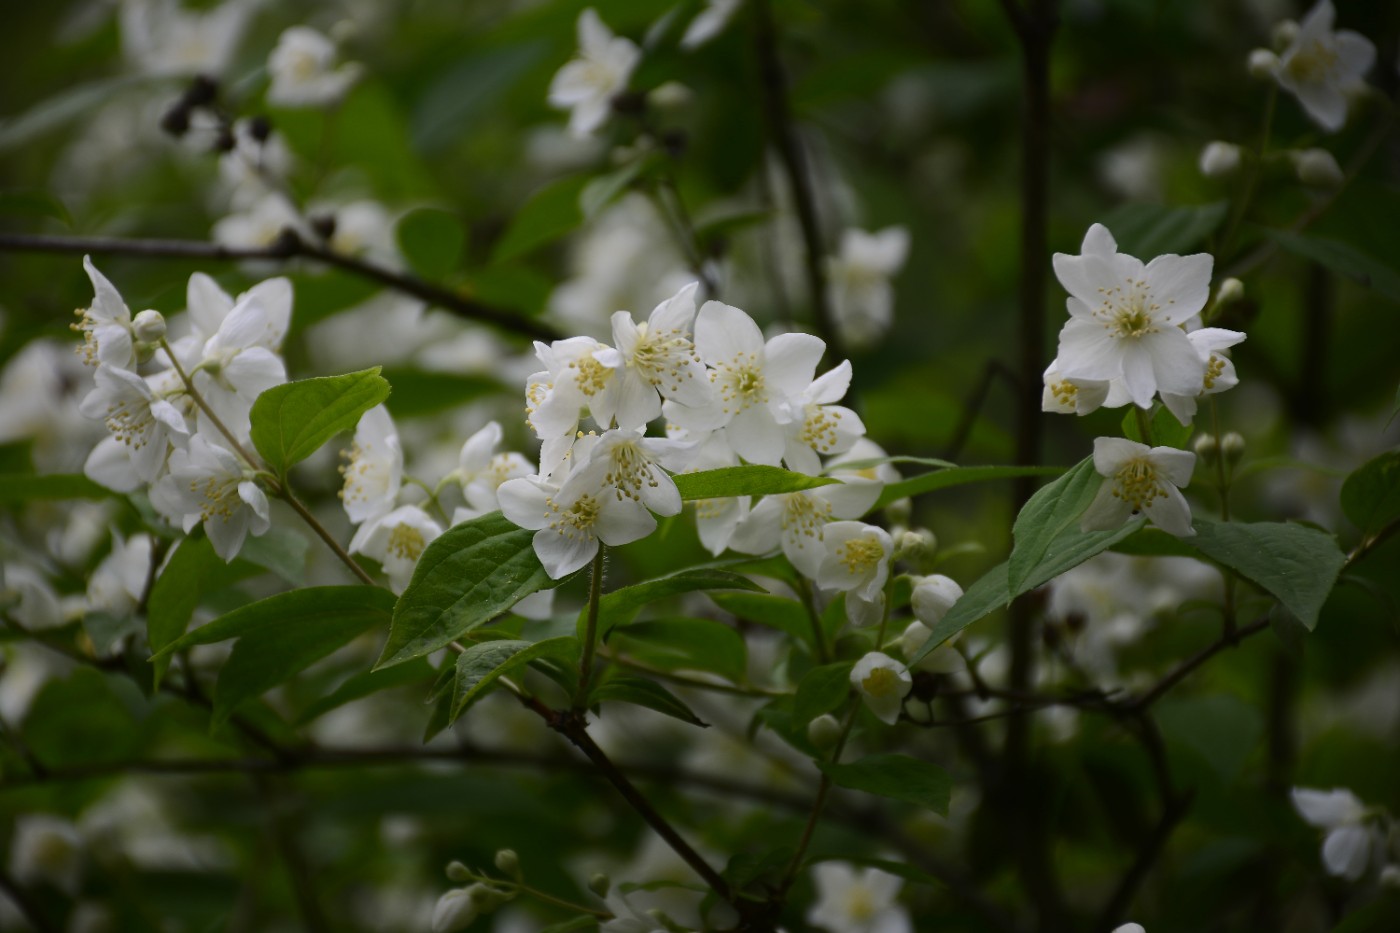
xmin=1193 ymin=433 xmax=1219 ymax=468
xmin=588 ymin=873 xmax=611 ymax=899
xmin=1214 ymin=277 xmax=1244 ymax=307
xmin=884 ymin=496 xmax=912 ymax=525
xmin=1247 ymin=48 xmax=1279 ymax=79
xmin=807 ymin=713 xmax=842 ymax=751
xmin=493 ymin=849 xmax=520 ymax=879
xmin=895 ymin=528 xmax=936 ymax=565
xmin=1220 ymin=432 xmax=1245 ymax=466
xmin=445 ymin=860 xmax=473 ymax=883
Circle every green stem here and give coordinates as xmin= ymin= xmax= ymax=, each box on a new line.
xmin=797 ymin=578 xmax=831 ymax=663
xmin=574 ymin=547 xmax=607 ymax=710
xmin=777 ymin=705 xmax=858 ymax=895
xmin=1209 ymin=398 xmax=1237 ymax=641
xmin=1218 ymin=84 xmax=1276 ymax=261
xmin=1134 ymin=405 xmax=1156 ymax=447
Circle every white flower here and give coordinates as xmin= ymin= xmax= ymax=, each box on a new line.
xmin=1292 ymin=787 xmax=1378 ymax=881
xmin=582 ymin=427 xmax=693 ymax=517
xmin=728 ymin=480 xmax=882 ymax=579
xmin=1198 ymin=141 xmax=1242 ymax=178
xmin=212 ymin=193 xmax=307 ymax=252
xmin=350 ymin=505 xmax=443 ymax=594
xmin=1052 ymin=223 xmax=1213 ymax=409
xmin=669 ymin=301 xmax=827 ymax=466
xmin=849 ymin=653 xmax=912 ymax=726
xmin=449 ymin=422 xmax=532 ymax=522
xmin=826 ymin=227 xmax=909 ymax=349
xmin=119 ymin=0 xmax=251 ymax=76
xmin=1158 ymin=327 xmax=1247 ymax=425
xmin=313 ymin=200 xmax=400 ymax=266
xmin=9 ymin=814 xmax=83 ymax=894
xmin=498 ymin=436 xmax=656 ymax=579
xmin=826 ymin=438 xmax=901 ymax=486
xmin=806 ymin=862 xmax=910 ymax=933
xmin=900 ymin=620 xmax=961 ymax=674
xmin=267 ymin=26 xmax=363 ymax=108
xmin=593 ymin=282 xmax=712 ymax=431
xmin=911 ymin=574 xmax=963 ymax=628
xmin=673 ymin=431 xmax=751 ymax=556
xmin=79 ymin=364 xmax=189 ymax=483
xmin=1080 ymin=438 xmax=1197 ymax=538
xmin=778 ymin=360 xmax=865 ymax=476
xmin=1292 ymin=147 xmax=1345 ymax=187
xmin=87 ymin=533 xmax=153 ymax=617
xmin=151 ymin=435 xmax=270 ymax=561
xmin=526 ymin=336 xmax=618 ymax=442
xmin=341 ymin=405 xmax=403 ymax=525
xmin=183 ymin=272 xmax=292 ymax=352
xmin=682 ymin=0 xmax=742 ymax=49
xmin=219 ymin=119 xmax=294 ymax=210
xmin=1111 ymin=926 xmax=1146 ymax=933
xmin=0 ymin=339 xmax=101 ymax=471
xmin=72 ymin=256 xmax=137 ymax=370
xmin=1041 ymin=361 xmax=1114 ymax=416
xmin=1273 ymin=1 xmax=1375 ymax=132
xmin=548 ymin=9 xmax=640 ymax=137
xmin=817 ymin=521 xmax=892 ymax=628
xmin=431 ymin=886 xmax=480 ymax=933
xmin=184 ymin=293 xmax=289 ymax=441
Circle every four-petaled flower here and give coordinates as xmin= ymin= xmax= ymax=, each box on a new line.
xmin=548 ymin=9 xmax=640 ymax=138
xmin=1081 ymin=438 xmax=1197 ymax=538
xmin=806 ymin=861 xmax=911 ymax=933
xmin=1273 ymin=1 xmax=1375 ymax=133
xmin=849 ymin=652 xmax=912 ymax=726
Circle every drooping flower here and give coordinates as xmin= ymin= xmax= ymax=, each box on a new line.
xmin=1292 ymin=786 xmax=1379 ymax=881
xmin=1052 ymin=224 xmax=1213 ymax=409
xmin=817 ymin=521 xmax=893 ymax=628
xmin=778 ymin=360 xmax=865 ymax=476
xmin=184 ymin=293 xmax=288 ymax=441
xmin=806 ymin=861 xmax=911 ymax=933
xmin=1080 ymin=438 xmax=1197 ymax=538
xmin=349 ymin=505 xmax=443 ymax=594
xmin=1158 ymin=327 xmax=1247 ymax=425
xmin=267 ymin=26 xmax=363 ymax=108
xmin=150 ymin=435 xmax=270 ymax=561
xmin=1272 ymin=1 xmax=1376 ymax=132
xmin=548 ymin=9 xmax=640 ymax=138
xmin=1041 ymin=360 xmax=1114 ymax=416
xmin=78 ymin=364 xmax=189 ymax=483
xmin=341 ymin=405 xmax=403 ymax=525
xmin=826 ymin=226 xmax=910 ymax=349
xmin=593 ymin=282 xmax=712 ymax=431
xmin=849 ymin=653 xmax=913 ymax=726
xmin=73 ymin=257 xmax=137 ymax=370
xmin=87 ymin=532 xmax=154 ymax=617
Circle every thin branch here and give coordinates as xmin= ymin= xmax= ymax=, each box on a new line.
xmin=1131 ymin=615 xmax=1270 ymax=711
xmin=1093 ymin=790 xmax=1194 ymax=933
xmin=0 ymin=231 xmax=562 ymax=344
xmin=250 ymin=774 xmax=331 ymax=933
xmin=0 ymin=867 xmax=59 ymax=933
xmin=574 ymin=548 xmax=606 ymax=710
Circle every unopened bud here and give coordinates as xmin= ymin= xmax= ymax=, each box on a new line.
xmin=431 ymin=888 xmax=478 ymax=933
xmin=904 ymin=701 xmax=931 ymax=724
xmin=1214 ymin=277 xmax=1244 ymax=307
xmin=466 ymin=883 xmax=501 ymax=910
xmin=1292 ymin=148 xmax=1344 ymax=187
xmin=1199 ymin=141 xmax=1242 ymax=178
xmin=493 ymin=849 xmax=520 ymax=878
xmin=1272 ymin=20 xmax=1299 ymax=50
xmin=132 ymin=309 xmax=166 ymax=344
xmin=648 ymin=81 xmax=693 ymax=110
xmin=588 ymin=873 xmax=610 ymax=899
xmin=1220 ymin=432 xmax=1245 ymax=465
xmin=807 ymin=713 xmax=842 ymax=751
xmin=1192 ymin=433 xmax=1219 ymax=468
xmin=883 ymin=497 xmax=912 ymax=525
xmin=910 ymin=574 xmax=963 ymax=628
xmin=895 ymin=528 xmax=936 ymax=565
xmin=1247 ymin=48 xmax=1280 ymax=79
xmin=1382 ymin=864 xmax=1400 ymax=889
xmin=445 ymin=860 xmax=473 ymax=883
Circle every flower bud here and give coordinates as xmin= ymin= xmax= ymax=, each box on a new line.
xmin=895 ymin=528 xmax=936 ymax=565
xmin=493 ymin=849 xmax=520 ymax=879
xmin=1214 ymin=277 xmax=1244 ymax=307
xmin=1220 ymin=432 xmax=1246 ymax=465
xmin=1272 ymin=20 xmax=1299 ymax=50
xmin=588 ymin=873 xmax=611 ymax=898
xmin=1382 ymin=864 xmax=1400 ymax=889
xmin=467 ymin=883 xmax=505 ymax=912
xmin=431 ymin=888 xmax=478 ymax=933
xmin=1292 ymin=148 xmax=1344 ymax=188
xmin=883 ymin=497 xmax=912 ymax=526
xmin=445 ymin=861 xmax=473 ymax=883
xmin=1247 ymin=48 xmax=1280 ymax=79
xmin=1198 ymin=141 xmax=1242 ymax=178
xmin=904 ymin=701 xmax=931 ymax=724
xmin=900 ymin=620 xmax=962 ymax=673
xmin=1192 ymin=433 xmax=1219 ymax=468
xmin=648 ymin=81 xmax=693 ymax=110
xmin=807 ymin=713 xmax=842 ymax=751
xmin=910 ymin=574 xmax=963 ymax=628
xmin=132 ymin=309 xmax=166 ymax=344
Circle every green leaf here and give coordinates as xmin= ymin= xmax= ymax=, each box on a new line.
xmin=1121 ymin=405 xmax=1194 ymax=448
xmin=249 ymin=368 xmax=391 ymax=475
xmin=875 ymin=465 xmax=1062 ymax=510
xmin=0 ymin=74 xmax=170 ymax=152
xmin=610 ymin=618 xmax=747 ymax=683
xmin=907 ymin=563 xmax=1008 ymax=666
xmin=817 ymin=754 xmax=951 ymax=815
xmin=1340 ymin=450 xmax=1400 ymax=537
xmin=146 ymin=534 xmax=259 ymax=687
xmin=1185 ymin=519 xmax=1346 ymax=630
xmin=593 ymin=568 xmax=762 ymax=638
xmin=709 ymin=592 xmax=812 ymax=644
xmin=1109 ymin=527 xmax=1199 ymax=558
xmin=1267 ymin=230 xmax=1400 ymax=304
xmin=450 ymin=636 xmax=578 ymax=721
xmin=153 ymin=586 xmax=393 ymax=657
xmin=377 ymin=369 xmax=502 ymax=418
xmin=674 ymin=465 xmax=838 ymax=501
xmin=1008 ymin=457 xmax=1098 ymax=595
xmin=0 ymin=188 xmax=72 ymax=226
xmin=237 ymin=528 xmax=310 ymax=586
xmin=378 ymin=512 xmax=564 ymax=669
xmin=0 ymin=473 xmax=113 ymax=504
xmin=793 ymin=662 xmax=853 ymax=725
xmin=491 ymin=175 xmax=587 ymax=263
xmin=395 ymin=207 xmax=465 ymax=279
xmin=1100 ymin=201 xmax=1228 ymax=256
xmin=1156 ymin=694 xmax=1263 ymax=782
xmin=592 ymin=675 xmax=708 ymax=727
xmin=295 ymin=657 xmax=434 ymax=725
xmin=580 ymin=156 xmax=654 ymax=218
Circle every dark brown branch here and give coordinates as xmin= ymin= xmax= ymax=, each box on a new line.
xmin=1131 ymin=615 xmax=1270 ymax=711
xmin=1093 ymin=790 xmax=1194 ymax=933
xmin=0 ymin=867 xmax=59 ymax=933
xmin=0 ymin=231 xmax=562 ymax=344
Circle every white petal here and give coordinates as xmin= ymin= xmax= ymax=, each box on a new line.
xmin=1322 ymin=825 xmax=1371 ymax=880
xmin=763 ymin=333 xmax=825 ymax=397
xmin=533 ymin=527 xmax=598 ymax=579
xmin=695 ymin=301 xmax=763 ymax=365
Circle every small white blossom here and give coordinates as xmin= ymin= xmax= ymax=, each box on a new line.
xmin=9 ymin=814 xmax=84 ymax=894
xmin=817 ymin=521 xmax=892 ymax=628
xmin=1159 ymin=327 xmax=1247 ymax=425
xmin=182 ymin=272 xmax=293 ymax=353
xmin=548 ymin=9 xmax=640 ymax=138
xmin=72 ymin=257 xmax=137 ymax=370
xmin=826 ymin=227 xmax=909 ymax=350
xmin=593 ymin=282 xmax=712 ymax=431
xmin=1041 ymin=360 xmax=1114 ymax=416
xmin=1080 ymin=438 xmax=1197 ymax=538
xmin=806 ymin=862 xmax=910 ymax=933
xmin=87 ymin=533 xmax=153 ymax=617
xmin=341 ymin=405 xmax=404 ymax=525
xmin=350 ymin=505 xmax=443 ymax=594
xmin=526 ymin=336 xmax=618 ymax=443
xmin=183 ymin=293 xmax=288 ymax=441
xmin=79 ymin=364 xmax=189 ymax=483
xmin=449 ymin=422 xmax=532 ymax=522
xmin=900 ymin=620 xmax=961 ymax=674
xmin=1292 ymin=147 xmax=1345 ymax=187
xmin=1198 ymin=141 xmax=1242 ymax=178
xmin=212 ymin=193 xmax=307 ymax=253
xmin=1272 ymin=0 xmax=1375 ymax=132
xmin=728 ymin=480 xmax=882 ymax=579
xmin=849 ymin=653 xmax=912 ymax=726
xmin=1292 ymin=787 xmax=1379 ymax=881
xmin=119 ymin=0 xmax=252 ymax=76
xmin=151 ymin=435 xmax=270 ymax=561
xmin=1111 ymin=926 xmax=1146 ymax=933
xmin=681 ymin=0 xmax=742 ymax=50
xmin=267 ymin=26 xmax=363 ymax=108
xmin=778 ymin=360 xmax=865 ymax=476
xmin=431 ymin=885 xmax=480 ymax=933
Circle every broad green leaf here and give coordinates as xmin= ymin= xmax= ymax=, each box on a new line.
xmin=237 ymin=527 xmax=310 ymax=586
xmin=146 ymin=534 xmax=260 ymax=686
xmin=793 ymin=662 xmax=853 ymax=725
xmin=710 ymin=592 xmax=812 ymax=644
xmin=1008 ymin=457 xmax=1097 ymax=595
xmin=592 ymin=568 xmax=762 ymax=638
xmin=148 ymin=587 xmax=394 ymax=724
xmin=674 ymin=465 xmax=838 ymax=501
xmin=249 ymin=368 xmax=391 ymax=475
xmin=1267 ymin=230 xmax=1400 ymax=304
xmin=817 ymin=754 xmax=951 ymax=815
xmin=0 ymin=473 xmax=112 ymax=503
xmin=492 ymin=175 xmax=587 ymax=263
xmin=580 ymin=156 xmax=654 ymax=218
xmin=1121 ymin=406 xmax=1194 ymax=449
xmin=466 ymin=264 xmax=553 ymax=317
xmin=1185 ymin=519 xmax=1346 ymax=630
xmin=451 ymin=636 xmax=578 ymax=720
xmin=378 ymin=512 xmax=564 ymax=669
xmin=592 ymin=675 xmax=708 ymax=727
xmin=1100 ymin=201 xmax=1228 ymax=256
xmin=1109 ymin=527 xmax=1198 ymax=558
xmin=377 ymin=370 xmax=502 ymax=418
xmin=1340 ymin=450 xmax=1400 ymax=537
xmin=395 ymin=207 xmax=465 ymax=279
xmin=835 ymin=455 xmax=957 ymax=472
xmin=0 ymin=189 xmax=72 ymax=226
xmin=295 ymin=657 xmax=434 ymax=725
xmin=610 ymin=618 xmax=748 ymax=683
xmin=875 ymin=465 xmax=1061 ymax=510
xmin=1157 ymin=694 xmax=1263 ymax=782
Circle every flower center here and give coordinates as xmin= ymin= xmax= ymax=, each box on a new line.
xmin=1049 ymin=378 xmax=1078 ymax=407
xmin=800 ymin=405 xmax=845 ymax=453
xmin=629 ymin=323 xmax=699 ymax=392
xmin=548 ymin=493 xmax=601 ymax=540
xmin=1111 ymin=457 xmax=1167 ymax=512
xmin=838 ymin=536 xmax=885 ymax=576
xmin=1202 ymin=354 xmax=1226 ymax=391
xmin=569 ymin=355 xmax=613 ymax=398
xmin=862 ymin=667 xmax=900 ymax=698
xmin=1286 ymin=41 xmax=1338 ymax=83
xmin=102 ymin=399 xmax=155 ymax=449
xmin=191 ymin=474 xmax=242 ymax=524
xmin=387 ymin=523 xmax=426 ymax=561
xmin=780 ymin=493 xmax=832 ymax=547
xmin=714 ymin=352 xmax=767 ymax=413
xmin=601 ymin=440 xmax=658 ymax=502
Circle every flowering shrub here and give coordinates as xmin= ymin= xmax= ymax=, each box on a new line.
xmin=0 ymin=1 xmax=1397 ymax=931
